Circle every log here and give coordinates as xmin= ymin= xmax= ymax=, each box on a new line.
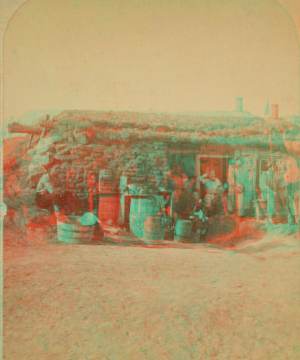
xmin=38 ymin=120 xmax=57 ymax=129
xmin=8 ymin=122 xmax=42 ymax=135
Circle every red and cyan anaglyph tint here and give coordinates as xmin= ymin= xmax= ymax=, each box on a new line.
xmin=4 ymin=105 xmax=300 ymax=244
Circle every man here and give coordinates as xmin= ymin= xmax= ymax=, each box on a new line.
xmin=166 ymin=164 xmax=188 ymax=217
xmin=283 ymin=155 xmax=300 ymax=225
xmin=274 ymin=158 xmax=288 ymax=223
xmin=35 ymin=164 xmax=66 ymax=218
xmin=201 ymin=168 xmax=223 ymax=216
xmin=17 ymin=164 xmax=56 ymax=230
xmin=227 ymin=156 xmax=245 ymax=217
xmin=267 ymin=159 xmax=277 ymax=224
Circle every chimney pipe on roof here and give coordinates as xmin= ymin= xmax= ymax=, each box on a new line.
xmin=236 ymin=98 xmax=243 ymax=112
xmin=270 ymin=104 xmax=278 ymax=119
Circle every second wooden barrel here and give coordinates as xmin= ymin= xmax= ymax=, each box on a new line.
xmin=174 ymin=220 xmax=192 ymax=241
xmin=99 ymin=194 xmax=120 ymax=226
xmin=130 ymin=196 xmax=159 ymax=239
xmin=143 ymin=216 xmax=164 ymax=241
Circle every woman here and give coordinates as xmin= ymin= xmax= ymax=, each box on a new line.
xmin=201 ymin=168 xmax=223 ymax=216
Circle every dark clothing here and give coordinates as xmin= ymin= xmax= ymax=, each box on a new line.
xmin=35 ymin=191 xmax=54 ymax=211
xmin=210 ymin=194 xmax=224 ymax=216
xmin=160 ymin=195 xmax=171 ymax=217
xmin=199 ymin=183 xmax=206 ymax=202
xmin=177 ymin=191 xmax=194 ymax=219
xmin=64 ymin=191 xmax=85 ymax=216
xmin=35 ymin=190 xmax=66 ymax=212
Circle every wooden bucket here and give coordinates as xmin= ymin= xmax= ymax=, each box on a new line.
xmin=174 ymin=220 xmax=192 ymax=242
xmin=98 ymin=194 xmax=120 ymax=226
xmin=130 ymin=196 xmax=159 ymax=239
xmin=143 ymin=216 xmax=164 ymax=241
xmin=26 ymin=222 xmax=57 ymax=244
xmin=57 ymin=216 xmax=93 ymax=244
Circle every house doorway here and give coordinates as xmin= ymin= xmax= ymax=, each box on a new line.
xmin=196 ymin=155 xmax=231 ymax=191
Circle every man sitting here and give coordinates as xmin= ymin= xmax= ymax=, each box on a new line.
xmin=176 ymin=179 xmax=194 ymax=220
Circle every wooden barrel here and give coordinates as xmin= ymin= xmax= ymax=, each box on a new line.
xmin=99 ymin=170 xmax=119 ymax=193
xmin=174 ymin=220 xmax=192 ymax=241
xmin=98 ymin=194 xmax=120 ymax=226
xmin=57 ymin=216 xmax=93 ymax=244
xmin=143 ymin=216 xmax=164 ymax=241
xmin=130 ymin=196 xmax=159 ymax=239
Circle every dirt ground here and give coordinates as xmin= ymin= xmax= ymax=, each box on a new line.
xmin=3 ymin=227 xmax=300 ymax=360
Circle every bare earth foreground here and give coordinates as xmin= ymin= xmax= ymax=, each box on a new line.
xmin=3 ymin=229 xmax=300 ymax=360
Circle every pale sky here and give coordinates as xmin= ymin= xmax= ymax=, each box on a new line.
xmin=3 ymin=0 xmax=300 ymax=120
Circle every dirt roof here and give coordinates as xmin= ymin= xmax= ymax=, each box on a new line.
xmin=51 ymin=110 xmax=297 ymax=149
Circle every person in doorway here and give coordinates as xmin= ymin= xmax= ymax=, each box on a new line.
xmin=200 ymin=168 xmax=223 ymax=216
xmin=227 ymin=156 xmax=245 ymax=217
xmin=166 ymin=164 xmax=188 ymax=218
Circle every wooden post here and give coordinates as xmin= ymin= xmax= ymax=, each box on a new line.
xmin=28 ymin=134 xmax=34 ymax=149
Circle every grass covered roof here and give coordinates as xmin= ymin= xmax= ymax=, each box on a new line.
xmin=46 ymin=110 xmax=299 ymax=149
